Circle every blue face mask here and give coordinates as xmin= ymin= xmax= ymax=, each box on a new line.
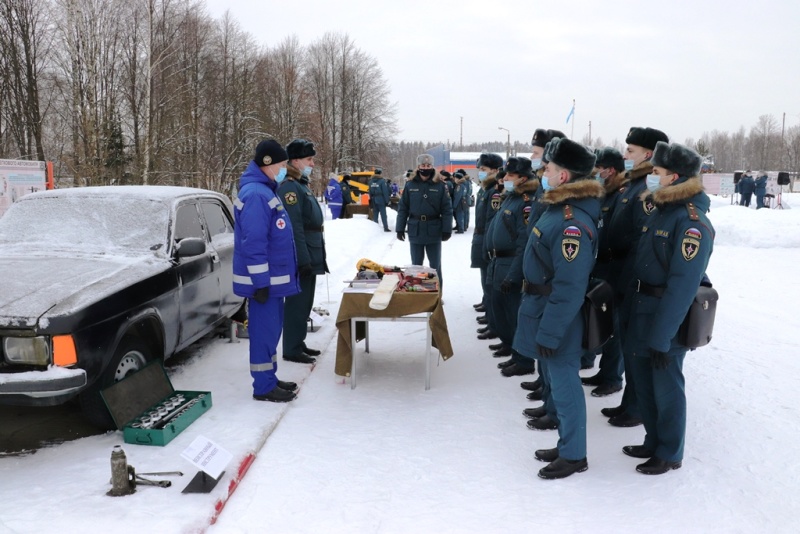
xmin=531 ymin=158 xmax=542 ymax=170
xmin=624 ymin=160 xmax=635 ymax=171
xmin=477 ymin=171 xmax=488 ymax=181
xmin=595 ymin=172 xmax=603 ymax=182
xmin=275 ymin=167 xmax=287 ymax=183
xmin=503 ymin=180 xmax=515 ymax=192
xmin=302 ymin=166 xmax=313 ymax=177
xmin=646 ymin=174 xmax=662 ymax=193
xmin=541 ymin=175 xmax=556 ymax=191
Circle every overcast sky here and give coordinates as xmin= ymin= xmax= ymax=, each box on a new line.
xmin=204 ymin=0 xmax=800 ymax=147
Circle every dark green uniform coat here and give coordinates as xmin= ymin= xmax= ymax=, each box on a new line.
xmin=396 ymin=171 xmax=454 ymax=245
xmin=512 ymin=178 xmax=605 ymax=461
xmin=625 ymin=176 xmax=714 ymax=463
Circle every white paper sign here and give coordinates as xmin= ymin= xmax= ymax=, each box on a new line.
xmin=309 ymin=310 xmax=325 ymax=324
xmin=181 ymin=435 xmax=232 ymax=480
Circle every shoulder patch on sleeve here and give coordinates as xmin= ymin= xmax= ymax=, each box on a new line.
xmin=562 ymin=238 xmax=580 ymax=262
xmin=681 ymin=237 xmax=700 ymax=261
xmin=284 ymin=191 xmax=298 ymax=205
xmin=563 ymin=225 xmax=581 ymax=238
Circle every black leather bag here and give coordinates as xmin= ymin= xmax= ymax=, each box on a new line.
xmin=678 ymin=285 xmax=719 ymax=349
xmin=582 ymin=279 xmax=615 ymax=351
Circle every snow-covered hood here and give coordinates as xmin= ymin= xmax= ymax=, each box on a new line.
xmin=0 ymin=249 xmax=168 ymax=329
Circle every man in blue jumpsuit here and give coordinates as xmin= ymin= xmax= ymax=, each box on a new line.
xmin=622 ymin=141 xmax=714 ymax=474
xmin=396 ymin=154 xmax=454 ymax=284
xmin=512 ymin=137 xmax=604 ymax=479
xmin=369 ymin=169 xmax=391 ymax=231
xmin=233 ymin=140 xmax=301 ymax=402
xmin=279 ymin=139 xmax=329 ymax=364
xmin=325 ymin=176 xmax=343 ymax=219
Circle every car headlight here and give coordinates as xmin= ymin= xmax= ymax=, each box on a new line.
xmin=4 ymin=336 xmax=51 ymax=365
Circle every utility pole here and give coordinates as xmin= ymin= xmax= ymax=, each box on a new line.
xmin=460 ymin=117 xmax=463 ymax=150
xmin=781 ymin=112 xmax=786 ymax=170
xmin=498 ymin=127 xmax=510 ymax=160
xmin=588 ymin=121 xmax=592 ymax=146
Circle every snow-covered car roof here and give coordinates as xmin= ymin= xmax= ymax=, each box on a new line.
xmin=0 ymin=185 xmax=227 ymax=256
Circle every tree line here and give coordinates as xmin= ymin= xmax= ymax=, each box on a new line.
xmin=0 ymin=0 xmax=398 ymax=195
xmin=2 ymin=0 xmax=797 ymax=198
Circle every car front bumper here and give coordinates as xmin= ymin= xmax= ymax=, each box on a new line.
xmin=0 ymin=367 xmax=87 ymax=405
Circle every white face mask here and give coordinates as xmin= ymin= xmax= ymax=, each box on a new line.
xmin=531 ymin=158 xmax=542 ymax=170
xmin=624 ymin=160 xmax=635 ymax=171
xmin=646 ymin=174 xmax=662 ymax=192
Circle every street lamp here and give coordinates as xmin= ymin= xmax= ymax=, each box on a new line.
xmin=498 ymin=127 xmax=510 ymax=160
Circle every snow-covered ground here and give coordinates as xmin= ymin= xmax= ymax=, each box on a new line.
xmin=1 ymin=193 xmax=799 ymax=534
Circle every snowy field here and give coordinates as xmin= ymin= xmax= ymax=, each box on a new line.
xmin=1 ymin=192 xmax=799 ymax=534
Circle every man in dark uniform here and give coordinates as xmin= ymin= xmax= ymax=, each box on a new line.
xmin=580 ymin=147 xmax=627 ymax=397
xmin=279 ymin=138 xmax=329 ymax=364
xmin=519 ymin=128 xmax=566 ymax=419
xmin=484 ymin=157 xmax=536 ymax=371
xmin=755 ymin=171 xmax=768 ymax=208
xmin=340 ymin=174 xmax=353 ymax=218
xmin=452 ymin=170 xmax=470 ymax=233
xmin=233 ymin=140 xmax=300 ymax=402
xmin=622 ymin=141 xmax=714 ymax=474
xmin=512 ymin=138 xmax=604 ymax=479
xmin=369 ymin=169 xmax=391 ymax=231
xmin=600 ymin=126 xmax=669 ymax=428
xmin=396 ymin=154 xmax=454 ymax=284
xmin=471 ymin=153 xmax=503 ymax=319
xmin=739 ymin=170 xmax=755 ymax=207
xmin=477 ymin=170 xmax=505 ymax=342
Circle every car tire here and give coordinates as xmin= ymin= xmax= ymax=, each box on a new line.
xmin=79 ymin=336 xmax=153 ymax=429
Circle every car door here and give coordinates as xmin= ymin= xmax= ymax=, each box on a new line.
xmin=173 ymin=200 xmax=220 ymax=347
xmin=199 ymin=199 xmax=239 ymax=317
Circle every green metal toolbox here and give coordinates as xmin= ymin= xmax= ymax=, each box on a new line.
xmin=101 ymin=361 xmax=212 ymax=447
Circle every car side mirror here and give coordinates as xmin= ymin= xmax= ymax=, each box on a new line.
xmin=175 ymin=237 xmax=206 ymax=258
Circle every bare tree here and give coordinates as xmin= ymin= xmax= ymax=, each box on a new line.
xmin=0 ymin=0 xmax=50 ymax=160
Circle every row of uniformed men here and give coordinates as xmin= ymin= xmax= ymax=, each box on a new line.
xmin=460 ymin=126 xmax=714 ymax=479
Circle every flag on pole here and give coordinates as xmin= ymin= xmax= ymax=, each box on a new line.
xmin=565 ymin=100 xmax=575 ymax=124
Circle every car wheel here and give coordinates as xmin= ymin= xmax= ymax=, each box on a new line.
xmin=79 ymin=337 xmax=153 ymax=429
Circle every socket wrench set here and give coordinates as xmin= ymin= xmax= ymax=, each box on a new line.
xmin=101 ymin=361 xmax=212 ymax=447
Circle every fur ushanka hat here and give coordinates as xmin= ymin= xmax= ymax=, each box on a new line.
xmin=651 ymin=141 xmax=703 ymax=178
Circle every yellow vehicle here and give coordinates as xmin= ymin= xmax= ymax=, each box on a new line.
xmin=338 ymin=171 xmax=374 ymax=203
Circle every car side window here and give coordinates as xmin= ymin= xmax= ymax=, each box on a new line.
xmin=200 ymin=201 xmax=233 ymax=238
xmin=174 ymin=203 xmax=204 ymax=241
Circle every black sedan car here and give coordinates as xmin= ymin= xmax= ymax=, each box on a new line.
xmin=0 ymin=186 xmax=244 ymax=427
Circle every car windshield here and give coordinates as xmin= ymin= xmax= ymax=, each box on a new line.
xmin=0 ymin=194 xmax=170 ymax=254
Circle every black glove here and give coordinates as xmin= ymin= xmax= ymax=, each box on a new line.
xmin=500 ymin=279 xmax=513 ymax=294
xmin=537 ymin=343 xmax=557 ymax=358
xmin=396 ymin=231 xmax=405 ymax=241
xmin=253 ymin=287 xmax=269 ymax=304
xmin=650 ymin=348 xmax=670 ymax=370
xmin=441 ymin=233 xmax=451 ymax=241
xmin=299 ymin=264 xmax=313 ymax=277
